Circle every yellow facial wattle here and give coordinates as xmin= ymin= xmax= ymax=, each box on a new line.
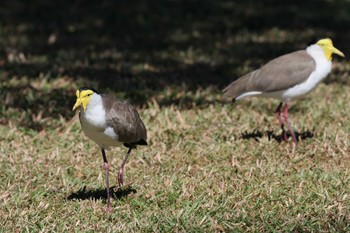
xmin=316 ymin=38 xmax=345 ymax=60
xmin=72 ymin=89 xmax=94 ymax=112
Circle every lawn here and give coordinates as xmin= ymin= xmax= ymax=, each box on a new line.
xmin=1 ymin=1 xmax=350 ymax=232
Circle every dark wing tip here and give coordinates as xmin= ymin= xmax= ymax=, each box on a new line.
xmin=222 ymin=89 xmax=236 ymax=103
xmin=123 ymin=139 xmax=148 ymax=148
xmin=222 ymin=81 xmax=239 ymax=101
xmin=136 ymin=139 xmax=148 ymax=146
xmin=226 ymin=98 xmax=236 ymax=103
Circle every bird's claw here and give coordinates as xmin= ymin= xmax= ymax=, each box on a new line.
xmin=105 ymin=206 xmax=114 ymax=213
xmin=283 ymin=132 xmax=288 ymax=142
xmin=118 ymin=169 xmax=123 ymax=188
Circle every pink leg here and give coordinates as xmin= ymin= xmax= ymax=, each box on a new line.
xmin=118 ymin=147 xmax=132 ymax=188
xmin=101 ymin=149 xmax=113 ymax=212
xmin=275 ymin=102 xmax=288 ymax=142
xmin=282 ymin=103 xmax=298 ymax=146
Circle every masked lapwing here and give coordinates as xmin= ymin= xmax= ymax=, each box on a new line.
xmin=73 ymin=87 xmax=147 ymax=211
xmin=223 ymin=38 xmax=344 ymax=146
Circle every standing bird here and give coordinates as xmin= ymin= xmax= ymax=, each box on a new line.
xmin=223 ymin=38 xmax=344 ymax=145
xmin=72 ymin=88 xmax=147 ymax=211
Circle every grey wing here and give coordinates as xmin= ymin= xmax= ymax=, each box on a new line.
xmin=255 ymin=51 xmax=316 ymax=92
xmin=223 ymin=50 xmax=316 ymax=100
xmin=103 ymin=96 xmax=147 ymax=144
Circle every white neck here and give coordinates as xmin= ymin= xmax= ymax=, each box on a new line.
xmin=306 ymin=44 xmax=332 ymax=78
xmin=80 ymin=93 xmax=106 ymax=128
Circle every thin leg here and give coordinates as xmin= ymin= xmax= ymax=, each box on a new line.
xmin=275 ymin=102 xmax=288 ymax=142
xmin=101 ymin=148 xmax=113 ymax=212
xmin=118 ymin=147 xmax=133 ymax=188
xmin=282 ymin=103 xmax=298 ymax=146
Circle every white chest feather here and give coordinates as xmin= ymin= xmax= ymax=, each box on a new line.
xmin=79 ymin=94 xmax=121 ymax=149
xmin=282 ymin=45 xmax=332 ymax=101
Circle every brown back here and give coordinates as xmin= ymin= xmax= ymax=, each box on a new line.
xmin=102 ymin=94 xmax=147 ymax=144
xmin=223 ymin=50 xmax=316 ymax=101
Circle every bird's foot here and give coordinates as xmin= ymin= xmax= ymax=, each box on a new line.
xmin=118 ymin=168 xmax=124 ymax=188
xmin=105 ymin=205 xmax=114 ymax=213
xmin=282 ymin=132 xmax=288 ymax=142
xmin=291 ymin=136 xmax=298 ymax=147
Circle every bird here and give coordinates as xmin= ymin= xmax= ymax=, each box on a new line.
xmin=222 ymin=38 xmax=344 ymax=146
xmin=72 ymin=87 xmax=147 ymax=211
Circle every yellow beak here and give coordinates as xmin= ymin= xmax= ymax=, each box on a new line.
xmin=332 ymin=46 xmax=345 ymax=57
xmin=72 ymin=99 xmax=82 ymax=111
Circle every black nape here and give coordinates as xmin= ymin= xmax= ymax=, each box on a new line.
xmin=307 ymin=38 xmax=319 ymax=46
xmin=79 ymin=87 xmax=99 ymax=94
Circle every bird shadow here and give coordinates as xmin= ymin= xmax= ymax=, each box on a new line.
xmin=66 ymin=186 xmax=137 ymax=201
xmin=241 ymin=129 xmax=314 ymax=143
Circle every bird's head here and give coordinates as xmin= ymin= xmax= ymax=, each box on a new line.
xmin=72 ymin=88 xmax=97 ymax=112
xmin=316 ymin=38 xmax=344 ymax=60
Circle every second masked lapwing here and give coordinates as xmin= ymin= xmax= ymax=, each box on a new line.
xmin=73 ymin=87 xmax=147 ymax=211
xmin=223 ymin=38 xmax=344 ymax=145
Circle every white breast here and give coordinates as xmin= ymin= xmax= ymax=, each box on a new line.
xmin=281 ymin=45 xmax=332 ymax=101
xmin=79 ymin=94 xmax=122 ymax=149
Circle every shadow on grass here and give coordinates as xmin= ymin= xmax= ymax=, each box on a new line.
xmin=66 ymin=186 xmax=137 ymax=201
xmin=241 ymin=129 xmax=314 ymax=143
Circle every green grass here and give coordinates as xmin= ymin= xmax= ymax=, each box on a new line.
xmin=1 ymin=1 xmax=350 ymax=232
xmin=1 ymin=82 xmax=350 ymax=232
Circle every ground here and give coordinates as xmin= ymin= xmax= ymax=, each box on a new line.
xmin=1 ymin=1 xmax=350 ymax=232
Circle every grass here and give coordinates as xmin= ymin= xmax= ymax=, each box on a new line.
xmin=1 ymin=1 xmax=350 ymax=232
xmin=1 ymin=82 xmax=350 ymax=232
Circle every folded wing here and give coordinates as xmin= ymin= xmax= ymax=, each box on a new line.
xmin=103 ymin=94 xmax=147 ymax=145
xmin=223 ymin=50 xmax=316 ymax=101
